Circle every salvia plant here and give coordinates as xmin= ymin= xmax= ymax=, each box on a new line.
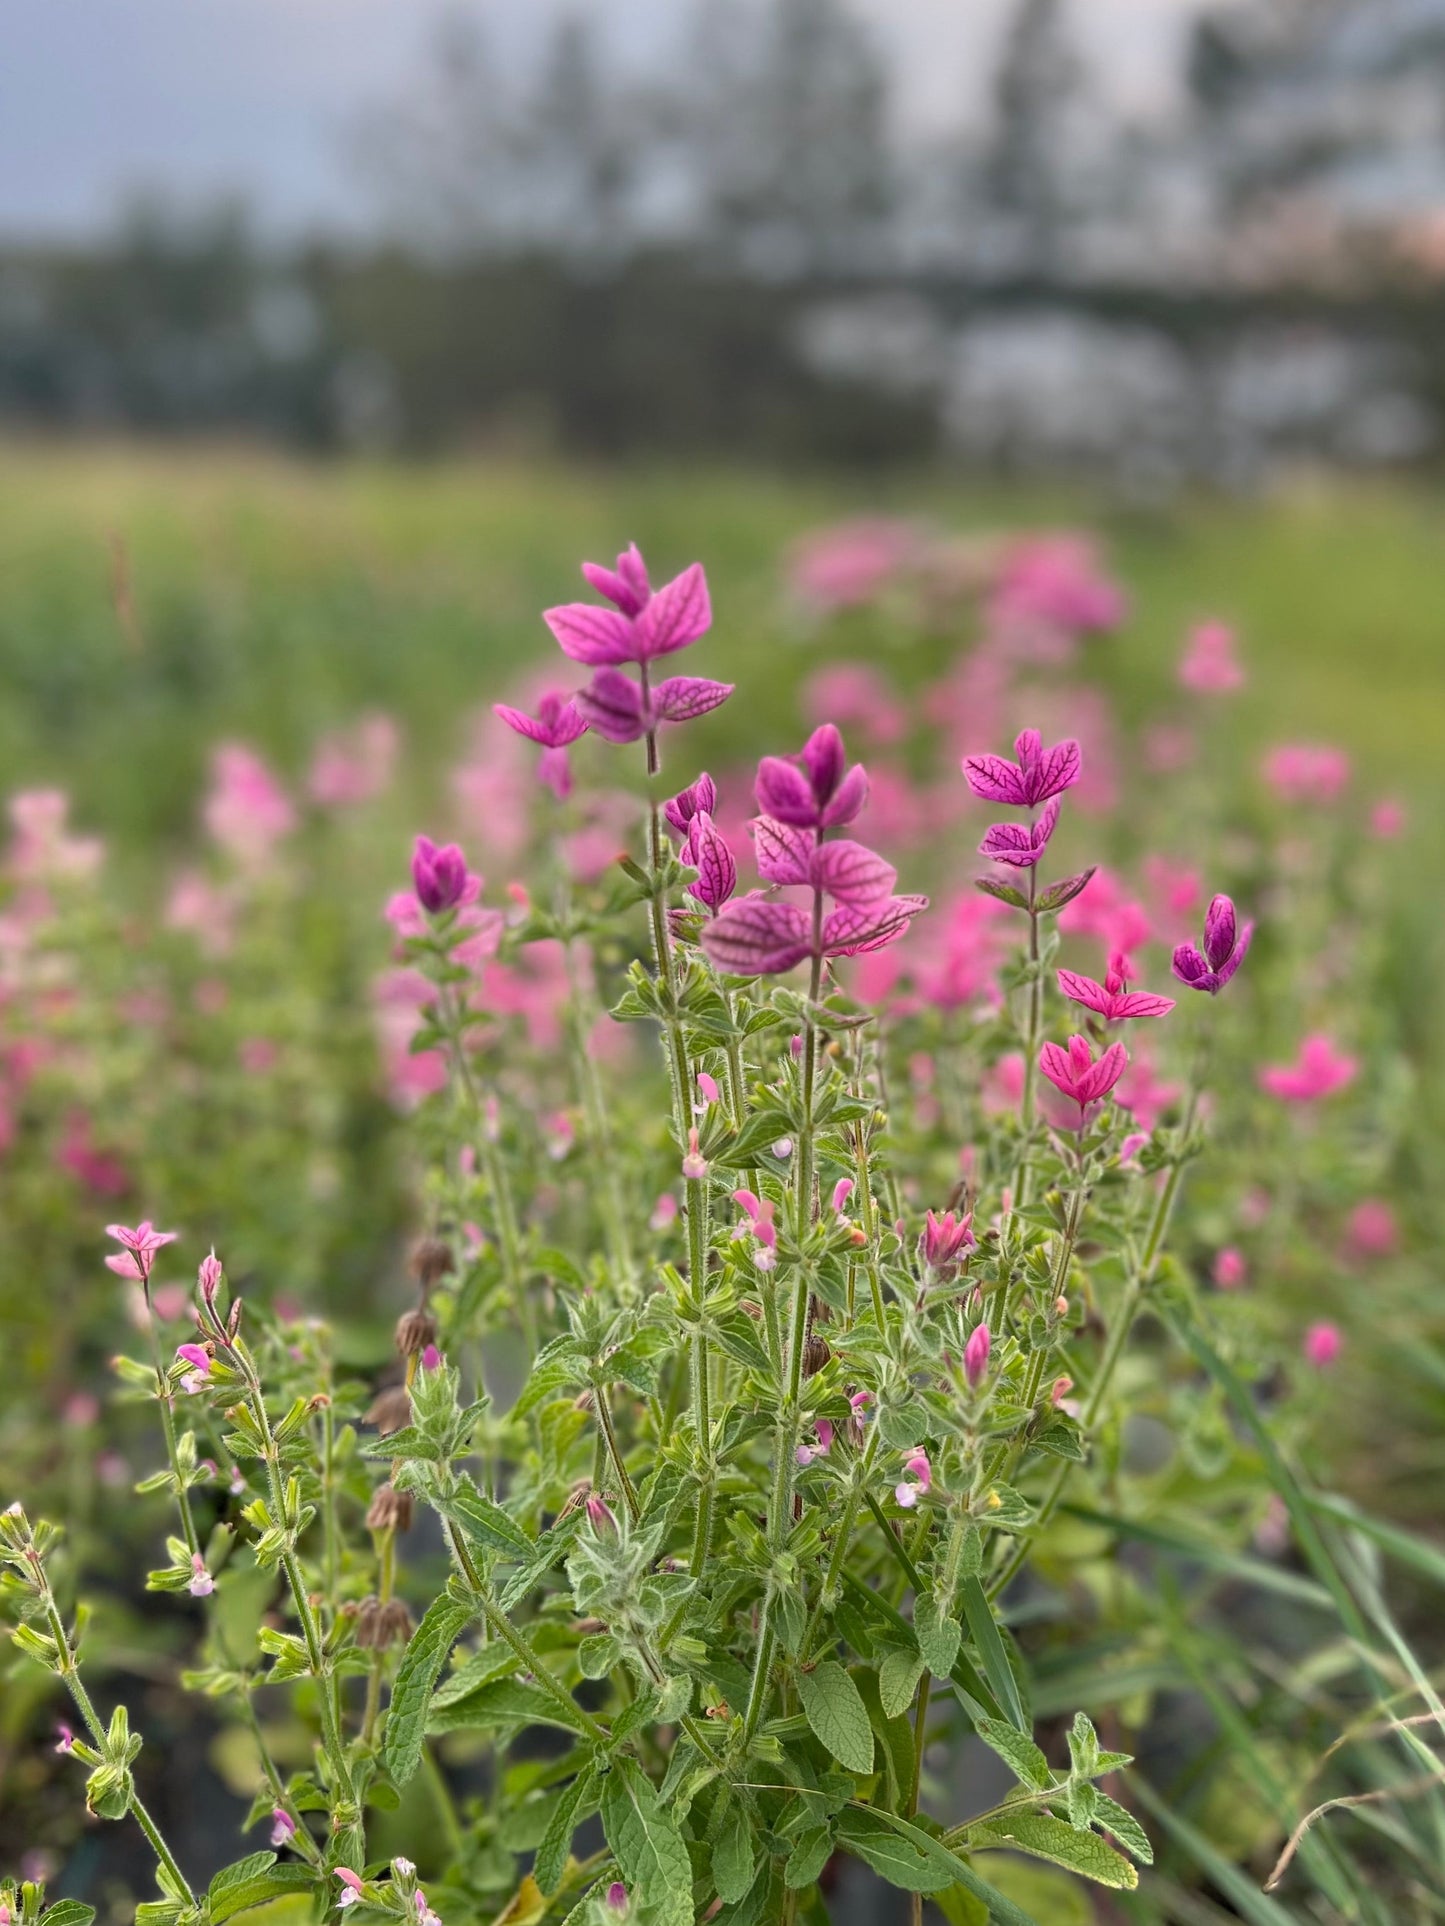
xmin=4 ymin=542 xmax=1441 ymax=1926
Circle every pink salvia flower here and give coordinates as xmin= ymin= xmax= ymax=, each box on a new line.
xmin=663 ymin=772 xmax=717 ymax=834
xmin=1039 ymin=1036 xmax=1129 ymax=1116
xmin=1259 ymin=1034 xmax=1358 ymax=1103
xmin=696 ymin=1072 xmax=720 ymax=1106
xmin=1346 ymin=1199 xmax=1398 ymax=1260
xmin=411 ymin=836 xmax=473 ymax=914
xmin=1179 ymin=621 xmax=1245 ymax=694
xmin=1172 ymin=893 xmax=1253 ymax=995
xmin=831 ymin=1177 xmax=855 ymax=1215
xmin=754 ymin=724 xmax=868 ymax=830
xmin=546 ymin=546 xmax=710 ymax=662
xmin=1058 ymin=953 xmax=1175 ymax=1021
xmin=979 ymin=796 xmax=1060 ymax=869
xmin=681 ymin=1129 xmax=708 ymax=1182
xmin=572 ymin=666 xmax=733 ymax=745
xmin=1304 ymin=1322 xmax=1343 ymax=1368
xmin=964 ymin=727 xmax=1081 ymax=808
xmin=682 ymin=812 xmax=737 ymax=911
xmin=336 ymin=1870 xmax=366 ymax=1909
xmin=922 ymin=1209 xmax=975 ymax=1272
xmin=188 ymin=1553 xmax=214 ymax=1597
xmin=1263 ymin=743 xmax=1352 ymax=806
xmin=1213 ymin=1248 xmax=1247 ymax=1290
xmin=55 ymin=1723 xmax=74 ymax=1753
xmin=895 ymin=1447 xmax=932 ymax=1508
xmin=733 ymin=1188 xmax=778 ymax=1269
xmin=964 ymin=1323 xmax=991 ymax=1387
xmin=585 ymin=1493 xmax=618 ymax=1534
xmin=105 ymin=1221 xmax=179 ymax=1287
xmin=493 ymin=690 xmax=589 ymax=800
xmin=270 ymin=1808 xmax=297 ymax=1848
xmin=815 ymin=1418 xmax=834 ymax=1453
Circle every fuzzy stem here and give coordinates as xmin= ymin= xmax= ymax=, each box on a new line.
xmin=147 ymin=1315 xmax=199 ymax=1560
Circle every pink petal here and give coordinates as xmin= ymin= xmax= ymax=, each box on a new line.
xmin=1115 ymin=991 xmax=1176 ymax=1018
xmin=1057 ymin=969 xmax=1111 ymax=1016
xmin=962 ymin=752 xmax=1028 ymax=806
xmin=650 ymin=676 xmax=733 ymax=723
xmin=811 ymin=839 xmax=897 ymax=906
xmin=701 ymin=897 xmax=813 ymax=975
xmin=632 ymin=563 xmax=711 ymax=658
xmin=822 ymin=893 xmax=928 ymax=956
xmin=543 ymin=602 xmax=637 ymax=666
xmin=754 ymin=756 xmax=820 ymax=826
xmin=752 ymin=815 xmax=812 ymax=887
xmin=574 ymin=669 xmax=647 ymax=743
xmin=1032 ymin=738 xmax=1081 ymax=802
xmin=820 ymin=762 xmax=868 ymax=828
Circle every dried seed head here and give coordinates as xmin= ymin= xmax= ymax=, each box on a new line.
xmin=802 ymin=1334 xmax=831 ymax=1378
xmin=366 ymin=1484 xmax=414 ymax=1533
xmin=364 ymin=1385 xmax=412 ymax=1436
xmin=394 ymin=1308 xmax=439 ymax=1359
xmin=408 ymin=1237 xmax=453 ymax=1292
xmin=379 ymin=1599 xmax=413 ymax=1645
xmin=353 ymin=1599 xmax=386 ymax=1648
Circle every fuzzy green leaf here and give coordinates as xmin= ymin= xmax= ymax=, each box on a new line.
xmin=600 ymin=1757 xmax=694 ymax=1926
xmin=381 ymin=1593 xmax=472 ymax=1784
xmin=797 ymin=1661 xmax=875 ymax=1775
xmin=971 ymin=1812 xmax=1138 ymax=1889
xmin=973 ymin=1716 xmax=1050 ymax=1790
xmin=534 ymin=1766 xmax=598 ymax=1896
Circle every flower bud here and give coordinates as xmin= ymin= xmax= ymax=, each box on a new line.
xmin=409 ymin=1236 xmax=454 ymax=1290
xmin=394 ymin=1308 xmax=439 ymax=1358
xmin=585 ymin=1493 xmax=618 ymax=1535
xmin=270 ymin=1808 xmax=296 ymax=1848
xmin=411 ymin=835 xmax=470 ymax=914
xmin=963 ymin=1323 xmax=991 ymax=1388
xmin=366 ymin=1483 xmax=414 ymax=1533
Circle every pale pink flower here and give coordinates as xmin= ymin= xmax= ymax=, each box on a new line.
xmin=270 ymin=1809 xmax=297 ymax=1848
xmin=1262 ymin=743 xmax=1351 ymax=806
xmin=188 ymin=1552 xmax=214 ymax=1597
xmin=204 ymin=745 xmax=295 ymax=869
xmin=1259 ymin=1034 xmax=1357 ymax=1103
xmin=988 ymin=535 xmax=1127 ymax=642
xmin=1345 ymin=1198 xmax=1398 ymax=1260
xmin=308 ymin=714 xmax=398 ymax=808
xmin=1212 ymin=1248 xmax=1247 ymax=1291
xmin=650 ymin=1193 xmax=679 ymax=1231
xmin=1058 ymin=867 xmax=1151 ymax=957
xmin=1370 ymin=797 xmax=1407 ymax=839
xmin=802 ymin=663 xmax=908 ymax=744
xmin=8 ymin=789 xmax=104 ymax=881
xmin=104 ymin=1221 xmax=178 ymax=1286
xmin=1178 ymin=621 xmax=1245 ymax=694
xmin=788 ymin=517 xmax=917 ymax=611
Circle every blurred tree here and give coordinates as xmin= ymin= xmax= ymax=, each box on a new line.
xmin=519 ymin=16 xmax=645 ymax=266
xmin=984 ymin=0 xmax=1087 ymax=275
xmin=688 ymin=0 xmax=896 ymax=275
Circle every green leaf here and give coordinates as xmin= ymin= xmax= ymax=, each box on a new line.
xmin=970 ymin=1812 xmax=1137 ymax=1889
xmin=600 ymin=1757 xmax=694 ymax=1926
xmin=879 ymin=1647 xmax=926 ymax=1721
xmin=427 ymin=1675 xmax=590 ymax=1738
xmin=973 ymin=1716 xmax=1050 ymax=1791
xmin=835 ymin=1808 xmax=953 ymax=1894
xmin=975 ymin=877 xmax=1029 ymax=911
xmin=534 ymin=1766 xmax=598 ymax=1896
xmin=959 ymin=1577 xmax=1027 ymax=1732
xmin=446 ymin=1481 xmax=536 ymax=1562
xmin=381 ymin=1593 xmax=472 ymax=1783
xmin=915 ymin=1597 xmax=962 ymax=1679
xmin=850 ymin=1809 xmax=1043 ymax=1925
xmin=783 ymin=1826 xmax=834 ymax=1890
xmin=41 ymin=1907 xmax=97 ymax=1926
xmin=1091 ymin=1793 xmax=1153 ymax=1865
xmin=797 ymin=1661 xmax=875 ymax=1775
xmin=207 ymin=1857 xmax=316 ymax=1924
xmin=712 ymin=1800 xmax=756 ymax=1904
xmin=1035 ymin=868 xmax=1096 ymax=915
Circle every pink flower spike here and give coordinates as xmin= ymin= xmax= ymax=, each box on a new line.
xmin=1058 ymin=954 xmax=1175 ymax=1021
xmin=1304 ymin=1321 xmax=1343 ymax=1369
xmin=188 ymin=1553 xmax=214 ymax=1597
xmin=1259 ymin=1033 xmax=1358 ymax=1103
xmin=964 ymin=728 xmax=1081 ymax=808
xmin=964 ymin=1323 xmax=991 ymax=1388
xmin=923 ymin=1209 xmax=975 ymax=1272
xmin=336 ymin=1870 xmax=366 ymax=1908
xmin=270 ymin=1808 xmax=297 ymax=1847
xmin=547 ymin=553 xmax=710 ymax=665
xmin=754 ymin=724 xmax=868 ymax=830
xmin=1038 ymin=1035 xmax=1129 ymax=1113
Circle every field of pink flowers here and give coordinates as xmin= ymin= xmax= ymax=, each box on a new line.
xmin=2 ymin=467 xmax=1442 ymax=1926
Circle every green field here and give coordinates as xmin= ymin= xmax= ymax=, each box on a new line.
xmin=0 ymin=445 xmax=1441 ymax=856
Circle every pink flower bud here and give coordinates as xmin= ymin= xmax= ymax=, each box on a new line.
xmin=421 ymin=1344 xmax=442 ymax=1371
xmin=270 ymin=1808 xmax=297 ymax=1847
xmin=585 ymin=1493 xmax=618 ymax=1534
xmin=176 ymin=1343 xmax=211 ymax=1375
xmin=55 ymin=1723 xmax=74 ymax=1753
xmin=963 ymin=1323 xmax=991 ymax=1388
xmin=606 ymin=1884 xmax=630 ymax=1917
xmin=1050 ymin=1375 xmax=1073 ymax=1406
xmin=188 ymin=1552 xmax=214 ymax=1597
xmin=681 ymin=1128 xmax=708 ymax=1183
xmin=696 ymin=1071 xmax=720 ymax=1106
xmin=198 ymin=1250 xmax=223 ymax=1306
xmin=815 ymin=1419 xmax=834 ymax=1453
xmin=1212 ymin=1247 xmax=1247 ymax=1290
xmin=831 ymin=1177 xmax=855 ymax=1215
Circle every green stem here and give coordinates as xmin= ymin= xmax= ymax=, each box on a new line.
xmin=800 ymin=1430 xmax=880 ymax=1662
xmin=148 ymin=1315 xmax=198 ymax=1559
xmin=1013 ymin=865 xmax=1043 ymax=1208
xmin=595 ymin=1383 xmax=640 ymax=1520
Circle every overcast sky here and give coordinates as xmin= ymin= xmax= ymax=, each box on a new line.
xmin=0 ymin=0 xmax=1198 ymax=240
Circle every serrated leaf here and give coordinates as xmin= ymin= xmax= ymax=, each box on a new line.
xmin=208 ymin=1867 xmax=316 ymax=1922
xmin=851 ymin=1809 xmax=1043 ymax=1926
xmin=971 ymin=1812 xmax=1137 ymax=1888
xmin=915 ymin=1597 xmax=962 ymax=1679
xmin=447 ymin=1481 xmax=535 ymax=1561
xmin=534 ymin=1767 xmax=597 ymax=1895
xmin=712 ymin=1800 xmax=756 ymax=1904
xmin=879 ymin=1647 xmax=926 ymax=1720
xmin=783 ymin=1825 xmax=833 ymax=1890
xmin=973 ymin=1716 xmax=1050 ymax=1791
xmin=600 ymin=1757 xmax=693 ymax=1926
xmin=1092 ymin=1792 xmax=1153 ymax=1864
xmin=381 ymin=1593 xmax=472 ymax=1784
xmin=208 ymin=1854 xmax=275 ymax=1902
xmin=427 ymin=1676 xmax=590 ymax=1737
xmin=797 ymin=1661 xmax=875 ymax=1774
xmin=834 ymin=1808 xmax=952 ymax=1894
xmin=42 ymin=1905 xmax=98 ymax=1926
